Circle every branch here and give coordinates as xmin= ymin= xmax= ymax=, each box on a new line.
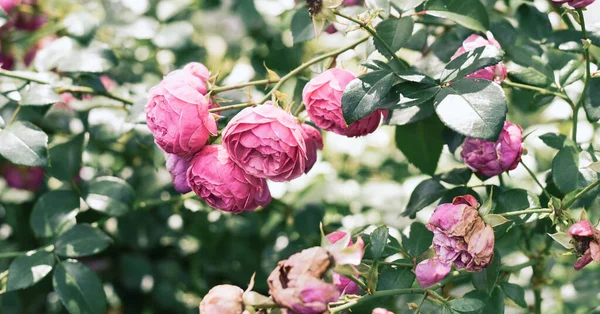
xmin=562 ymin=178 xmax=600 ymax=209
xmin=502 ymin=80 xmax=567 ymax=99
xmin=211 ymin=79 xmax=280 ymax=94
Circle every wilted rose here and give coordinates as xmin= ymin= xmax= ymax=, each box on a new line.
xmin=326 ymin=231 xmax=364 ymax=295
xmin=222 ymin=103 xmax=308 ymax=182
xmin=303 ymin=68 xmax=383 ymax=138
xmin=268 ymin=247 xmax=340 ymax=314
xmin=451 ymin=32 xmax=507 ymax=84
xmin=146 ymin=63 xmax=217 ymax=157
xmin=416 ymin=195 xmax=495 ymax=287
xmin=301 ymin=124 xmax=323 ymax=174
xmin=199 ymin=284 xmax=245 ymax=314
xmin=165 ymin=153 xmax=192 ymax=193
xmin=551 ymin=0 xmax=595 ymax=8
xmin=461 ymin=121 xmax=523 ymax=177
xmin=567 ymin=220 xmax=600 ymax=270
xmin=187 ymin=145 xmax=271 ymax=213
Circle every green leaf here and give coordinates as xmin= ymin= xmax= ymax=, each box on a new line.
xmin=0 ymin=121 xmax=48 ymax=167
xmin=57 ymin=46 xmax=118 ymax=73
xmin=55 ymin=224 xmax=112 ymax=258
xmin=464 ymin=288 xmax=504 ymax=314
xmin=587 ymin=162 xmax=600 ymax=173
xmin=395 ymin=115 xmax=444 ymax=175
xmin=549 ymin=232 xmax=574 ymax=250
xmin=377 ymin=266 xmax=415 ymax=290
xmin=441 ymin=45 xmax=504 ymax=84
xmin=342 ymin=70 xmax=395 ymax=124
xmin=391 ymin=0 xmax=424 ymax=11
xmin=425 ymin=0 xmax=489 ymax=32
xmin=539 ymin=133 xmax=574 ymax=150
xmin=62 ymin=10 xmax=99 ymax=44
xmin=370 ymin=226 xmax=389 ymax=260
xmin=291 ymin=7 xmax=315 ymax=44
xmin=19 ymin=84 xmax=62 ymax=106
xmin=374 ymin=17 xmax=414 ymax=59
xmin=6 ymin=250 xmax=54 ymax=291
xmin=434 ymin=78 xmax=507 ymax=140
xmin=83 ymin=176 xmax=135 ymax=216
xmin=516 ymin=4 xmax=552 ymax=41
xmin=471 ymin=252 xmax=500 ymax=294
xmin=448 ymin=297 xmax=486 ymax=313
xmin=401 ymin=222 xmax=433 ymax=258
xmin=53 ymin=260 xmax=107 ymax=314
xmin=497 ymin=189 xmax=540 ymax=213
xmin=47 ymin=133 xmax=85 ymax=181
xmin=506 ymin=46 xmax=554 ymax=87
xmin=552 ymin=146 xmax=598 ymax=195
xmin=0 ymin=7 xmax=7 ymax=28
xmin=482 ymin=214 xmax=510 ymax=227
xmin=438 ymin=168 xmax=473 ymax=185
xmin=404 ymin=179 xmax=446 ymax=217
xmin=385 ymin=100 xmax=435 ymax=125
xmin=395 ymin=82 xmax=441 ymax=108
xmin=501 ymin=282 xmax=527 ymax=308
xmin=583 ymin=78 xmax=600 ymax=122
xmin=30 ymin=190 xmax=79 ymax=238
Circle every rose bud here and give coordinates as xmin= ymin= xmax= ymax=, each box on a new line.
xmin=427 ymin=195 xmax=495 ymax=272
xmin=567 ymin=220 xmax=600 ymax=270
xmin=222 ymin=103 xmax=308 ymax=182
xmin=326 ymin=231 xmax=364 ymax=295
xmin=303 ymin=68 xmax=384 ymax=138
xmin=165 ymin=153 xmax=192 ymax=194
xmin=199 ymin=284 xmax=245 ymax=314
xmin=146 ymin=66 xmax=217 ymax=157
xmin=1 ymin=163 xmax=44 ymax=191
xmin=461 ymin=121 xmax=523 ymax=177
xmin=450 ymin=32 xmax=507 ymax=84
xmin=268 ymin=247 xmax=340 ymax=314
xmin=187 ymin=145 xmax=271 ymax=213
xmin=551 ymin=0 xmax=595 ymax=8
xmin=372 ymin=308 xmax=395 ymax=314
xmin=415 ymin=257 xmax=452 ymax=288
xmin=301 ymin=124 xmax=323 ymax=174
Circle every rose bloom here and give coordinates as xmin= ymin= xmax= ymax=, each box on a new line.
xmin=199 ymin=284 xmax=245 ymax=314
xmin=301 ymin=124 xmax=323 ymax=174
xmin=416 ymin=195 xmax=495 ymax=287
xmin=187 ymin=145 xmax=271 ymax=213
xmin=461 ymin=121 xmax=523 ymax=177
xmin=303 ymin=68 xmax=384 ymax=137
xmin=146 ymin=63 xmax=217 ymax=157
xmin=1 ymin=163 xmax=44 ymax=191
xmin=268 ymin=247 xmax=340 ymax=314
xmin=551 ymin=0 xmax=594 ymax=7
xmin=372 ymin=308 xmax=395 ymax=314
xmin=326 ymin=231 xmax=364 ymax=295
xmin=567 ymin=220 xmax=600 ymax=270
xmin=222 ymin=103 xmax=308 ymax=182
xmin=451 ymin=32 xmax=507 ymax=84
xmin=165 ymin=153 xmax=191 ymax=193
xmin=0 ymin=0 xmax=19 ymax=12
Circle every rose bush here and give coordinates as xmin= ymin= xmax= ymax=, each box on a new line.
xmin=0 ymin=0 xmax=599 ymax=313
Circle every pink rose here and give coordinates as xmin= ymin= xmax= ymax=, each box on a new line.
xmin=372 ymin=309 xmax=394 ymax=314
xmin=415 ymin=257 xmax=452 ymax=288
xmin=187 ymin=145 xmax=271 ymax=213
xmin=451 ymin=33 xmax=507 ymax=84
xmin=222 ymin=104 xmax=308 ymax=182
xmin=165 ymin=153 xmax=192 ymax=193
xmin=326 ymin=231 xmax=364 ymax=295
xmin=268 ymin=247 xmax=340 ymax=314
xmin=0 ymin=0 xmax=19 ymax=12
xmin=301 ymin=124 xmax=323 ymax=174
xmin=14 ymin=12 xmax=46 ymax=31
xmin=567 ymin=220 xmax=600 ymax=270
xmin=146 ymin=64 xmax=217 ymax=157
xmin=461 ymin=121 xmax=523 ymax=177
xmin=303 ymin=68 xmax=383 ymax=138
xmin=551 ymin=0 xmax=594 ymax=7
xmin=416 ymin=195 xmax=495 ymax=287
xmin=0 ymin=51 xmax=14 ymax=70
xmin=199 ymin=284 xmax=245 ymax=314
xmin=1 ymin=163 xmax=44 ymax=191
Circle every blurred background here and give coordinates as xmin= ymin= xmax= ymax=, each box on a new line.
xmin=0 ymin=0 xmax=600 ymax=313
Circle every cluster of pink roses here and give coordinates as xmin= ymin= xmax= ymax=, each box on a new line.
xmin=416 ymin=195 xmax=495 ymax=287
xmin=146 ymin=62 xmax=385 ymax=213
xmin=200 ymin=231 xmax=366 ymax=314
xmin=0 ymin=0 xmax=47 ymax=69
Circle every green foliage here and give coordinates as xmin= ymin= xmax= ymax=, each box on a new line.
xmin=0 ymin=121 xmax=48 ymax=166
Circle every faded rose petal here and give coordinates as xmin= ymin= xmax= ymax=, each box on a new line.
xmin=326 ymin=231 xmax=364 ymax=295
xmin=165 ymin=153 xmax=192 ymax=193
xmin=222 ymin=104 xmax=308 ymax=182
xmin=301 ymin=124 xmax=323 ymax=174
xmin=466 ymin=225 xmax=495 ymax=271
xmin=415 ymin=258 xmax=452 ymax=287
xmin=567 ymin=220 xmax=595 ymax=237
xmin=199 ymin=284 xmax=244 ymax=314
xmin=461 ymin=121 xmax=523 ymax=177
xmin=303 ymin=68 xmax=383 ymax=137
xmin=574 ymin=252 xmax=593 ymax=270
xmin=551 ymin=0 xmax=594 ymax=7
xmin=187 ymin=145 xmax=271 ymax=213
xmin=568 ymin=219 xmax=600 ymax=270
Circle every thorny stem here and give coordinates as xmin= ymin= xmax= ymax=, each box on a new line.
xmin=502 ymin=80 xmax=568 ymax=99
xmin=209 ymin=102 xmax=254 ymax=113
xmin=211 ymin=79 xmax=279 ymax=94
xmin=499 ymin=208 xmax=553 ymax=217
xmin=562 ymin=178 xmax=600 ymax=210
xmin=134 ymin=191 xmax=196 ymax=210
xmin=520 ymin=160 xmax=552 ymax=200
